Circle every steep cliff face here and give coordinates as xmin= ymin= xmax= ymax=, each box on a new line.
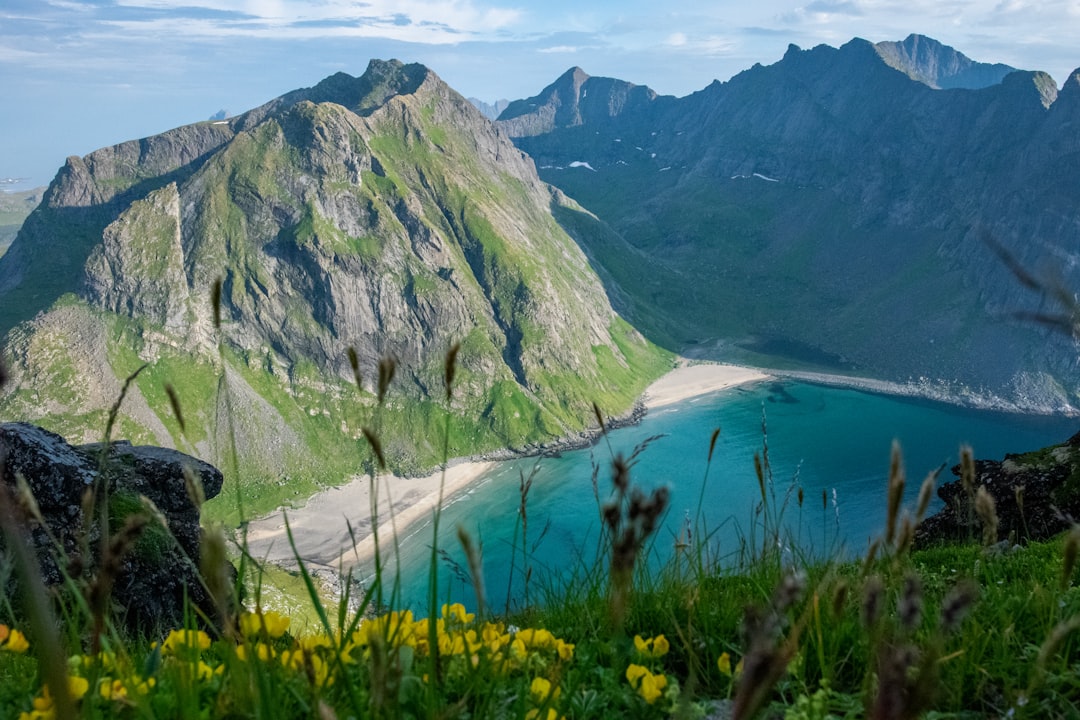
xmin=874 ymin=34 xmax=1018 ymax=90
xmin=499 ymin=38 xmax=1080 ymax=412
xmin=0 ymin=60 xmax=670 ymax=520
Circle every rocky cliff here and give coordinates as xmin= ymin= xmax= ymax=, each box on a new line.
xmin=0 ymin=60 xmax=670 ymax=522
xmin=498 ymin=36 xmax=1080 ymax=413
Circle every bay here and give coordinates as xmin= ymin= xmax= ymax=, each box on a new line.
xmin=367 ymin=380 xmax=1077 ymax=613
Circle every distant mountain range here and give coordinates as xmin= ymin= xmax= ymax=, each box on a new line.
xmin=0 ymin=188 xmax=43 ymax=257
xmin=2 ymin=34 xmax=1078 ymax=522
xmin=496 ymin=34 xmax=1080 ymax=412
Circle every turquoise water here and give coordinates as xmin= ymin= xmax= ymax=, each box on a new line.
xmin=367 ymin=380 xmax=1077 ymax=612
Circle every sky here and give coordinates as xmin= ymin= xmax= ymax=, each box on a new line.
xmin=3 ymin=0 xmax=1079 ymax=189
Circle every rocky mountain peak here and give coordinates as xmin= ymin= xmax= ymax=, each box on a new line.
xmin=497 ymin=66 xmax=663 ymax=139
xmin=874 ymin=33 xmax=1017 ymax=89
xmin=0 ymin=58 xmax=669 ymax=509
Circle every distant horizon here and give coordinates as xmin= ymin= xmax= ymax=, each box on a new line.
xmin=5 ymin=0 xmax=1080 ymax=187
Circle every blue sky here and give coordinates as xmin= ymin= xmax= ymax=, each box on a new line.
xmin=3 ymin=0 xmax=1079 ymax=188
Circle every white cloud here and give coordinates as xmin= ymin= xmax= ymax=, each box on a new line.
xmin=105 ymin=0 xmax=522 ymax=38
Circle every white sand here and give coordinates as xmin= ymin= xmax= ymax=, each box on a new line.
xmin=243 ymin=460 xmax=495 ymax=572
xmin=244 ymin=360 xmax=769 ymax=573
xmin=643 ymin=362 xmax=770 ymax=409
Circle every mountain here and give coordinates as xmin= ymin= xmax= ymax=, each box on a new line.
xmin=498 ymin=37 xmax=1080 ymax=412
xmin=467 ymin=98 xmax=510 ymax=120
xmin=0 ymin=60 xmax=670 ymax=521
xmin=0 ymin=187 xmax=44 ymax=257
xmin=874 ymin=34 xmax=1018 ymax=89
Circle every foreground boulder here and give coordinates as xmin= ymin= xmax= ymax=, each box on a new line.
xmin=915 ymin=430 xmax=1080 ymax=548
xmin=0 ymin=422 xmax=225 ymax=633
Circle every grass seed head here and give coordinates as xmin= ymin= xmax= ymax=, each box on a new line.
xmin=362 ymin=427 xmax=386 ymax=470
xmin=377 ymin=356 xmax=396 ymax=404
xmin=862 ymin=575 xmax=885 ymax=628
xmin=960 ymin=445 xmax=976 ymax=500
xmin=940 ymin=580 xmax=978 ymax=634
xmin=211 ymin=277 xmax=223 ymax=330
xmin=886 ymin=440 xmax=905 ymax=546
xmin=444 ymin=342 xmax=460 ymax=401
xmin=165 ymin=384 xmax=185 ymax=434
xmin=899 ymin=573 xmax=923 ymax=632
xmin=915 ymin=470 xmax=937 ymax=525
xmin=831 ymin=580 xmax=849 ymax=617
xmin=347 ymin=347 xmax=362 ymax=391
xmin=708 ymin=427 xmax=721 ymax=463
xmin=975 ymin=486 xmax=999 ymax=546
xmin=183 ymin=465 xmax=205 ymax=511
xmin=1062 ymin=526 xmax=1080 ymax=590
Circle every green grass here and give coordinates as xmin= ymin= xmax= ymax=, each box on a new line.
xmin=5 ymin=398 xmax=1080 ymax=718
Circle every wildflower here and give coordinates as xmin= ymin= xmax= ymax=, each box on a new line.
xmin=1 ymin=626 xmax=30 ymax=653
xmin=718 ymin=652 xmax=732 ymax=676
xmin=161 ymin=629 xmax=212 ymax=655
xmin=626 ymin=663 xmax=668 ymax=704
xmin=633 ymin=634 xmax=670 ymax=658
xmin=22 ymin=676 xmax=92 ymax=719
xmin=240 ymin=610 xmax=291 ymax=639
xmin=441 ymin=602 xmax=475 ymax=624
xmin=530 ymin=676 xmax=560 ymax=703
xmin=99 ymin=678 xmax=128 ymax=701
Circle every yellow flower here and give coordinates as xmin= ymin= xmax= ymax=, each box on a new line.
xmin=626 ymin=663 xmax=667 ymax=704
xmin=3 ymin=628 xmax=30 ymax=653
xmin=530 ymin=676 xmax=560 ymax=703
xmin=99 ymin=678 xmax=127 ymax=701
xmin=440 ymin=603 xmax=474 ymax=624
xmin=161 ymin=629 xmax=211 ymax=655
xmin=66 ymin=676 xmax=90 ymax=700
xmin=717 ymin=652 xmax=732 ymax=676
xmin=633 ymin=634 xmax=669 ymax=658
xmin=240 ymin=610 xmax=291 ymax=639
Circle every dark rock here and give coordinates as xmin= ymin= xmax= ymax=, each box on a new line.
xmin=914 ymin=430 xmax=1080 ymax=548
xmin=0 ymin=421 xmax=226 ymax=635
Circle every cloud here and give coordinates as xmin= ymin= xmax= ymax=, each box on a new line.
xmin=102 ymin=0 xmax=524 ymax=39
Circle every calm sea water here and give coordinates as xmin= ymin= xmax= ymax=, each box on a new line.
xmin=366 ymin=380 xmax=1077 ymax=612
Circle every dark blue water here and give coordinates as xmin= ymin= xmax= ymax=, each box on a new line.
xmin=368 ymin=380 xmax=1076 ymax=612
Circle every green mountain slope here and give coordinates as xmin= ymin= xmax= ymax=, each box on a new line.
xmin=0 ymin=60 xmax=671 ymax=522
xmin=498 ymin=37 xmax=1080 ymax=412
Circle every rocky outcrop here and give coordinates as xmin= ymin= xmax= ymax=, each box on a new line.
xmin=0 ymin=422 xmax=225 ymax=633
xmin=914 ymin=431 xmax=1080 ymax=548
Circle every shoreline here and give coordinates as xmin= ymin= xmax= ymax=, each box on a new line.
xmin=244 ymin=361 xmax=772 ymax=573
xmin=243 ymin=360 xmax=1076 ymax=577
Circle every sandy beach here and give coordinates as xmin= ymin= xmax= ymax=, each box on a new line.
xmin=643 ymin=362 xmax=771 ymax=409
xmin=244 ymin=460 xmax=495 ymax=572
xmin=244 ymin=361 xmax=769 ymax=572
